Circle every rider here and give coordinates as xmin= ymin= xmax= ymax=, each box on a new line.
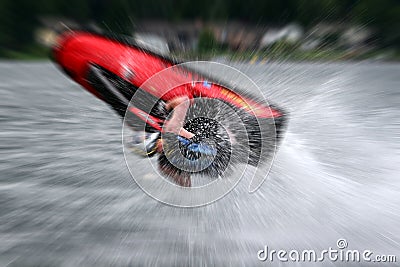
xmin=128 ymin=84 xmax=195 ymax=157
xmin=127 ymin=82 xmax=225 ymax=186
xmin=148 ymin=95 xmax=194 ymax=155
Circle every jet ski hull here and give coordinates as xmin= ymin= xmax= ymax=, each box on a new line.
xmin=52 ymin=31 xmax=288 ymax=167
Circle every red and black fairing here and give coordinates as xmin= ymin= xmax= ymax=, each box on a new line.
xmin=52 ymin=31 xmax=287 ymax=166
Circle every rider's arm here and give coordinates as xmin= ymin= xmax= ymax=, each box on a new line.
xmin=163 ymin=95 xmax=194 ymax=139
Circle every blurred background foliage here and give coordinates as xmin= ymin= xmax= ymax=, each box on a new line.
xmin=0 ymin=0 xmax=399 ymax=57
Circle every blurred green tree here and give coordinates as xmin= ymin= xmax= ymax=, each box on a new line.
xmin=197 ymin=28 xmax=217 ymax=53
xmin=0 ymin=0 xmax=399 ymax=54
xmin=0 ymin=0 xmax=38 ymax=49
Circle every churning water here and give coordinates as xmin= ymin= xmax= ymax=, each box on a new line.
xmin=1 ymin=60 xmax=399 ymax=266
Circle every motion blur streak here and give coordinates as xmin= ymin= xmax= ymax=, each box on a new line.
xmin=1 ymin=61 xmax=399 ymax=266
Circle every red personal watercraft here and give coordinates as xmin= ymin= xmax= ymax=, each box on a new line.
xmin=52 ymin=30 xmax=287 ymax=176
